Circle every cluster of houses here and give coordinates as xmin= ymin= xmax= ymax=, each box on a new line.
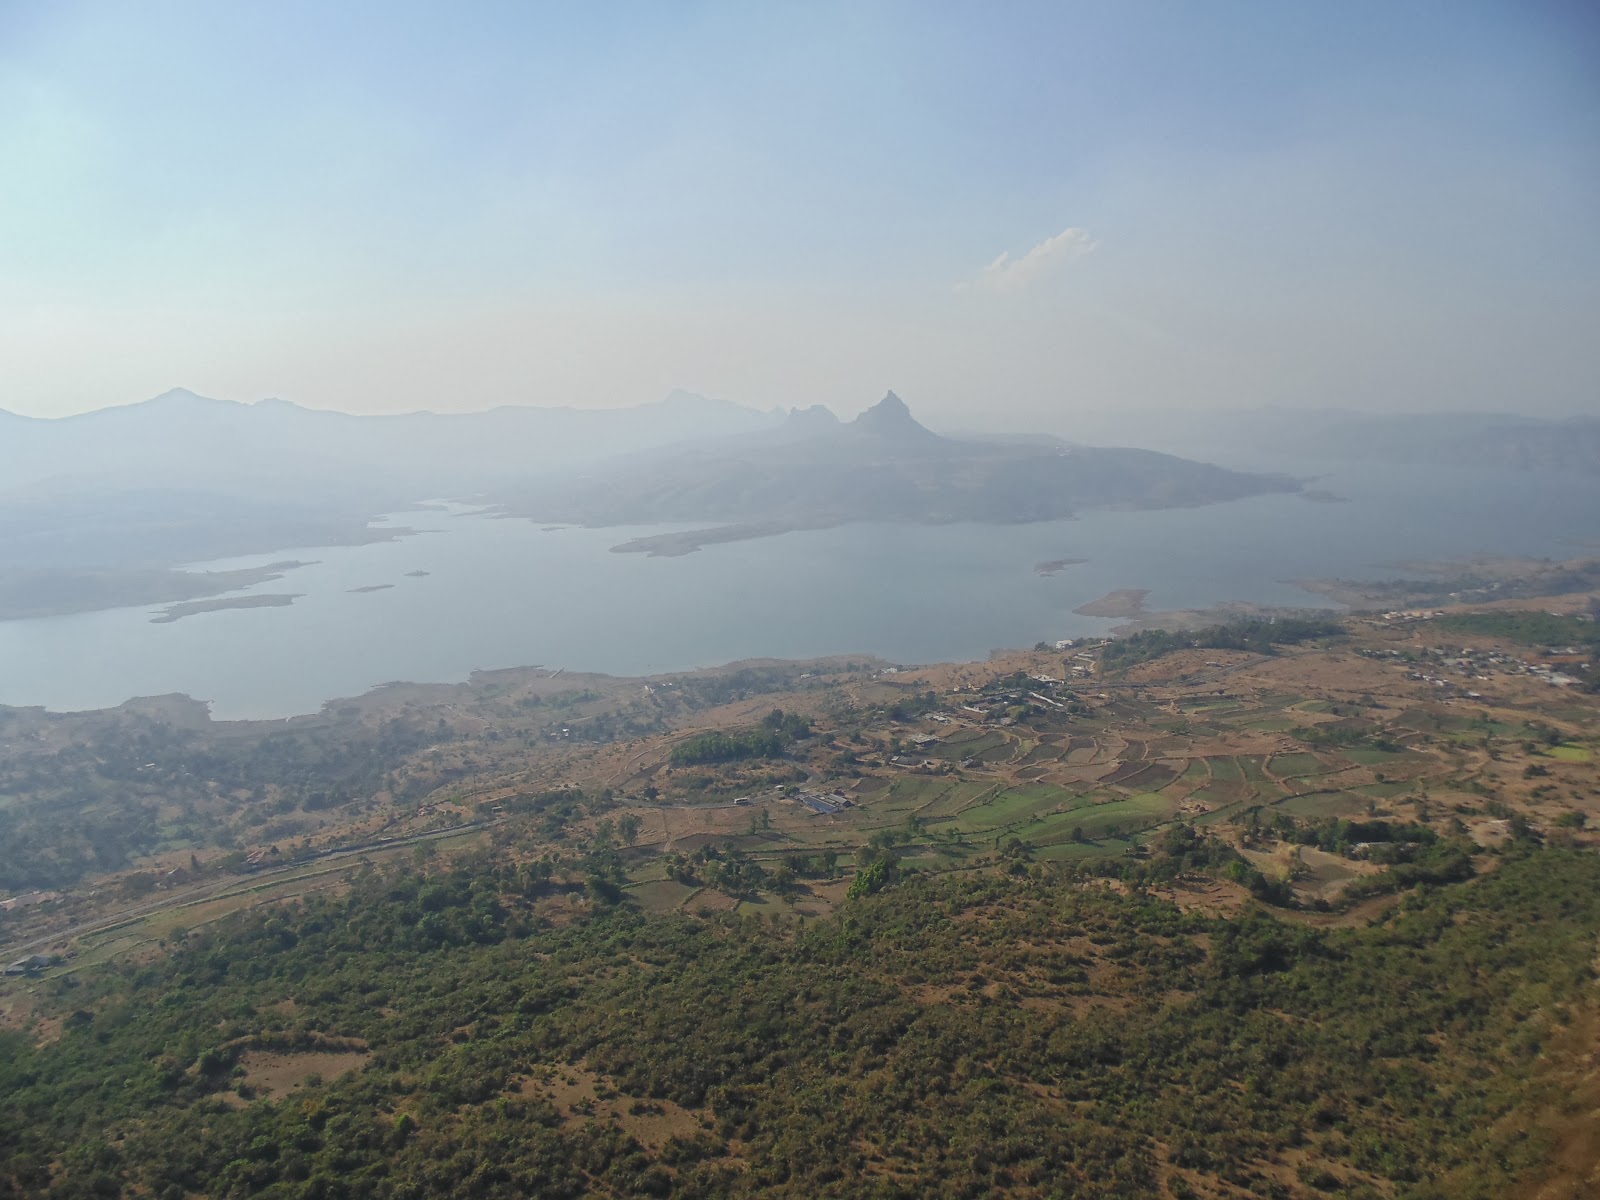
xmin=242 ymin=846 xmax=284 ymax=870
xmin=1053 ymin=641 xmax=1101 ymax=677
xmin=0 ymin=890 xmax=61 ymax=914
xmin=1363 ymin=644 xmax=1588 ymax=692
xmin=4 ymin=953 xmax=56 ymax=976
xmin=952 ymin=672 xmax=1082 ymax=725
xmin=793 ymin=790 xmax=854 ymax=815
xmin=1529 ymin=665 xmax=1586 ymax=688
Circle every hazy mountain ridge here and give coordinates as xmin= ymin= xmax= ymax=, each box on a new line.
xmin=0 ymin=386 xmax=1298 ymax=614
xmin=1063 ymin=407 xmax=1600 ymax=474
xmin=500 ymin=392 xmax=1301 ymax=540
xmin=0 ymin=387 xmax=783 ymax=618
xmin=0 ymin=388 xmax=1301 ymax=593
xmin=0 ymin=387 xmax=783 ymax=498
xmin=1303 ymin=412 xmax=1600 ymax=473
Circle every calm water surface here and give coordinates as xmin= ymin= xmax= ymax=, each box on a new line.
xmin=1 ymin=461 xmax=1595 ymax=717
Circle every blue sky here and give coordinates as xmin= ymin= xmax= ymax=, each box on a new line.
xmin=1 ymin=1 xmax=1596 ymax=423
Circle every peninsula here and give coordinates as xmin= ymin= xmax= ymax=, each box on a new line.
xmin=150 ymin=593 xmax=301 ymax=623
xmin=499 ymin=392 xmax=1302 ymax=547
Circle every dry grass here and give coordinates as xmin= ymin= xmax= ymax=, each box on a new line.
xmin=519 ymin=1062 xmax=706 ymax=1150
xmin=236 ymin=1048 xmax=370 ymax=1100
xmin=1502 ymin=1000 xmax=1600 ymax=1200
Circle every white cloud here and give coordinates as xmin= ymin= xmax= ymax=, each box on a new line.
xmin=977 ymin=226 xmax=1096 ymax=291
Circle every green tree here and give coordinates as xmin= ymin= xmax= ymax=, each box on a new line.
xmin=618 ymin=813 xmax=642 ymax=847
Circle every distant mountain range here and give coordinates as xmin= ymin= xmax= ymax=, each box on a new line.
xmin=0 ymin=387 xmax=782 ymax=503
xmin=1062 ymin=407 xmax=1600 ymax=475
xmin=0 ymin=387 xmax=782 ymax=618
xmin=1269 ymin=411 xmax=1600 ymax=474
xmin=498 ymin=392 xmax=1300 ymax=553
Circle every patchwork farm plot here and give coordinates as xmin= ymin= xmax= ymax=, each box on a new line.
xmin=552 ymin=613 xmax=1600 ymax=913
xmin=5 ymin=608 xmax=1596 ymax=967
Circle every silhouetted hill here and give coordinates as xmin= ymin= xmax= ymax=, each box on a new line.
xmin=1057 ymin=407 xmax=1600 ymax=475
xmin=1298 ymin=412 xmax=1600 ymax=473
xmin=849 ymin=389 xmax=945 ymax=446
xmin=0 ymin=386 xmax=1303 ymax=610
xmin=499 ymin=392 xmax=1300 ymax=546
xmin=0 ymin=388 xmax=782 ymax=616
xmin=0 ymin=388 xmax=781 ymax=500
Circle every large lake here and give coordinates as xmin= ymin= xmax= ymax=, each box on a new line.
xmin=2 ymin=460 xmax=1596 ymax=718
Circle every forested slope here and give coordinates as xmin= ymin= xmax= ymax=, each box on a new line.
xmin=3 ymin=844 xmax=1594 ymax=1199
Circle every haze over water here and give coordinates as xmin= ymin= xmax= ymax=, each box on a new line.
xmin=1 ymin=460 xmax=1595 ymax=719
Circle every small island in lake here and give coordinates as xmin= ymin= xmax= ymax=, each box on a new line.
xmin=403 ymin=570 xmax=430 ymax=577
xmin=348 ymin=584 xmax=395 ymax=594
xmin=1035 ymin=557 xmax=1088 ymax=576
xmin=611 ymin=521 xmax=807 ymax=558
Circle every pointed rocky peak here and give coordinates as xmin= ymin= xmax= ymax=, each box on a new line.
xmin=850 ymin=391 xmax=939 ymax=441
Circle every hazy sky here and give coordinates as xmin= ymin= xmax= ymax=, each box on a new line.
xmin=2 ymin=1 xmax=1596 ymax=425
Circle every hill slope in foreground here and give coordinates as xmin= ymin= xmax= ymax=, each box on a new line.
xmin=2 ymin=592 xmax=1599 ymax=1198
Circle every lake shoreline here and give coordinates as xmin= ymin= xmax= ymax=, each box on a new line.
xmin=3 ymin=465 xmax=1595 ymax=719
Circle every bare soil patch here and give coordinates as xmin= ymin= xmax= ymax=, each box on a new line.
xmin=521 ymin=1062 xmax=705 ymax=1150
xmin=237 ymin=1048 xmax=370 ymax=1100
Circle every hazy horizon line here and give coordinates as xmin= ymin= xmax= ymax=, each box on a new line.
xmin=4 ymin=385 xmax=1593 ymax=427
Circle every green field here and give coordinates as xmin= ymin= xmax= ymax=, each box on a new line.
xmin=919 ymin=780 xmax=1000 ymax=818
xmin=930 ymin=729 xmax=1013 ymax=763
xmin=975 ymin=740 xmax=1019 ymax=764
xmin=937 ymin=727 xmax=997 ymax=748
xmin=1031 ymin=838 xmax=1128 ymax=862
xmin=1236 ymin=756 xmax=1269 ymax=781
xmin=1084 ymin=793 xmax=1175 ymax=829
xmin=1208 ymin=758 xmax=1244 ymax=782
xmin=1276 ymin=791 xmax=1374 ymax=819
xmin=1342 ymin=747 xmax=1410 ymax=767
xmin=1190 ymin=782 xmax=1249 ymax=807
xmin=1238 ymin=716 xmax=1298 ymax=732
xmin=627 ymin=878 xmax=701 ymax=913
xmin=956 ymin=784 xmax=1078 ymax=830
xmin=1354 ymin=781 xmax=1412 ymax=799
xmin=1267 ymin=752 xmax=1326 ymax=778
xmin=1181 ymin=700 xmax=1243 ymax=715
xmin=878 ymin=776 xmax=954 ymax=808
xmin=1018 ymin=792 xmax=1173 ymax=841
xmin=1018 ymin=742 xmax=1065 ymax=766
